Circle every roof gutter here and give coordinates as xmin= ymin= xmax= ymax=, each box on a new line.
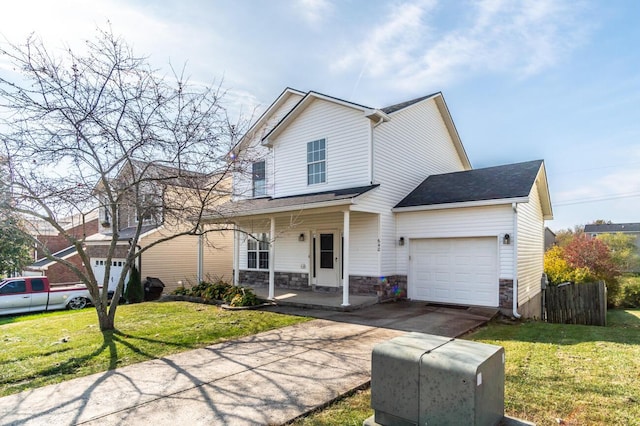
xmin=392 ymin=197 xmax=529 ymax=213
xmin=203 ymin=197 xmax=356 ymax=221
xmin=512 ymin=202 xmax=521 ymax=319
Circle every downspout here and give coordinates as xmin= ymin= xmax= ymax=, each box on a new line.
xmin=512 ymin=203 xmax=521 ymax=319
xmin=370 ymin=115 xmax=385 ymax=278
xmin=370 ymin=116 xmax=385 ymax=185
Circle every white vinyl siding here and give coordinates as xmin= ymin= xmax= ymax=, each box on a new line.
xmin=516 ymin=183 xmax=545 ymax=306
xmin=271 ymin=100 xmax=371 ymax=197
xmin=357 ymin=97 xmax=468 ymax=275
xmin=233 ymin=93 xmax=303 ymax=200
xmin=396 ymin=205 xmax=514 ymax=279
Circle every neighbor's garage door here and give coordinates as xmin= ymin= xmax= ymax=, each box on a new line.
xmin=92 ymin=258 xmax=128 ymax=292
xmin=409 ymin=237 xmax=498 ymax=307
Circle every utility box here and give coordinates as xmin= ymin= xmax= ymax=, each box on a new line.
xmin=367 ymin=332 xmax=504 ymax=426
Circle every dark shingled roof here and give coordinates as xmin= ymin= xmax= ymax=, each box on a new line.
xmin=395 ymin=160 xmax=543 ymax=208
xmin=381 ymin=93 xmax=439 ymax=114
xmin=584 ymin=223 xmax=640 ymax=233
xmin=31 ymin=246 xmax=78 ymax=268
xmin=213 ymin=185 xmax=379 ymax=217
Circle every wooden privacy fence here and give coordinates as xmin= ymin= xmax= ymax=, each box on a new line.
xmin=544 ymin=281 xmax=607 ymax=326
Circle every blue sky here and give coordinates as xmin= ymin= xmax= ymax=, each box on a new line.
xmin=1 ymin=0 xmax=639 ymax=231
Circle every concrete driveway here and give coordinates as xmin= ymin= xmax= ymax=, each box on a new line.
xmin=0 ymin=303 xmax=495 ymax=425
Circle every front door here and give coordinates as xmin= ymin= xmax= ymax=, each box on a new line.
xmin=315 ymin=231 xmax=340 ymax=287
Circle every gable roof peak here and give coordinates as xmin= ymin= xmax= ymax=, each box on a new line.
xmin=381 ymin=92 xmax=441 ymax=114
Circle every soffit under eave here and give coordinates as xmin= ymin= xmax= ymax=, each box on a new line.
xmin=433 ymin=95 xmax=472 ymax=170
xmin=534 ymin=163 xmax=554 ymax=220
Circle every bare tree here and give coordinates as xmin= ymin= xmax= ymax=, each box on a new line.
xmin=0 ymin=28 xmax=242 ymax=331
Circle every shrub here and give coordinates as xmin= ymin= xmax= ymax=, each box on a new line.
xmin=172 ymin=286 xmax=189 ymax=296
xmin=545 ymin=234 xmax=623 ymax=305
xmin=544 ymin=246 xmax=595 ymax=285
xmin=614 ymin=276 xmax=640 ymax=308
xmin=170 ymin=280 xmax=261 ymax=307
xmin=226 ymin=287 xmax=260 ymax=307
xmin=125 ymin=265 xmax=144 ymax=304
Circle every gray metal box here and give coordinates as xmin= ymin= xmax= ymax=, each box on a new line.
xmin=370 ymin=332 xmax=504 ymax=426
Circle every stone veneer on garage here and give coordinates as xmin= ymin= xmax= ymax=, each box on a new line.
xmin=499 ymin=279 xmax=514 ymax=311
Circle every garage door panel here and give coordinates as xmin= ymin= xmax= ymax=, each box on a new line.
xmin=410 ymin=237 xmax=498 ymax=307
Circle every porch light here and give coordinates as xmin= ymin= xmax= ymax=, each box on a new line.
xmin=299 ymin=233 xmax=305 ymax=242
xmin=399 ymin=237 xmax=405 ymax=246
xmin=503 ymin=234 xmax=511 ymax=245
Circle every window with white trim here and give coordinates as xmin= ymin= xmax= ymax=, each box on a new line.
xmin=247 ymin=233 xmax=269 ymax=269
xmin=307 ymin=138 xmax=326 ymax=185
xmin=252 ymin=161 xmax=266 ymax=197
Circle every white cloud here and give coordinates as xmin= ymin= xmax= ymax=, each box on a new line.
xmin=295 ymin=0 xmax=334 ymax=27
xmin=332 ymin=0 xmax=592 ymax=92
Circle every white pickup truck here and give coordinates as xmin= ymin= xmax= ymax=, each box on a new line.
xmin=0 ymin=276 xmax=93 ymax=315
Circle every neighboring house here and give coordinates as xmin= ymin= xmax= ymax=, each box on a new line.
xmin=584 ymin=223 xmax=640 ymax=272
xmin=24 ymin=162 xmax=233 ymax=293
xmin=84 ymin=162 xmax=233 ymax=293
xmin=544 ymin=227 xmax=556 ymax=250
xmin=23 ymin=211 xmax=99 ymax=284
xmin=205 ymin=88 xmax=553 ymax=318
xmin=584 ymin=223 xmax=640 ymax=250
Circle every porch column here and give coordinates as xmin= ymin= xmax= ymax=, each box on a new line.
xmin=233 ymin=224 xmax=240 ymax=286
xmin=268 ymin=216 xmax=275 ymax=300
xmin=342 ymin=209 xmax=350 ymax=307
xmin=197 ymin=232 xmax=204 ymax=284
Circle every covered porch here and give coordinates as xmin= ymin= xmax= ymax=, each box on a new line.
xmin=249 ymin=285 xmax=378 ymax=311
xmin=206 ymin=185 xmax=384 ymax=307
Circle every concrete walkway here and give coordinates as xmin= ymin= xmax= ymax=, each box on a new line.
xmin=0 ymin=304 xmax=495 ymax=425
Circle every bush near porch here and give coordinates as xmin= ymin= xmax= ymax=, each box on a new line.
xmin=171 ymin=279 xmax=261 ymax=307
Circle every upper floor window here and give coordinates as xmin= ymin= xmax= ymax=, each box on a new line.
xmin=307 ymin=138 xmax=326 ymax=185
xmin=252 ymin=161 xmax=266 ymax=197
xmin=137 ymin=192 xmax=163 ymax=225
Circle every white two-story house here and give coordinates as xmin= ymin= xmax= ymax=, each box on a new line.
xmin=206 ymin=88 xmax=552 ymax=318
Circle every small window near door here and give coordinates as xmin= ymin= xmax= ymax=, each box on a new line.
xmin=247 ymin=233 xmax=269 ymax=270
xmin=320 ymin=233 xmax=334 ymax=269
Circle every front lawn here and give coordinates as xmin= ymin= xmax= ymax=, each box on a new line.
xmin=0 ymin=301 xmax=308 ymax=397
xmin=291 ymin=309 xmax=640 ymax=426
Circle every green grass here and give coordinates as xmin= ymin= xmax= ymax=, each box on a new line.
xmin=292 ymin=309 xmax=640 ymax=426
xmin=0 ymin=301 xmax=309 ymax=397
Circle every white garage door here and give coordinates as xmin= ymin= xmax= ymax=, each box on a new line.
xmin=92 ymin=258 xmax=128 ymax=292
xmin=409 ymin=237 xmax=498 ymax=307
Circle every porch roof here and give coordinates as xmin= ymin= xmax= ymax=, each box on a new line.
xmin=205 ymin=184 xmax=379 ymax=220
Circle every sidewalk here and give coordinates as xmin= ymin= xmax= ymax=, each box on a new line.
xmin=0 ymin=320 xmax=403 ymax=425
xmin=0 ymin=304 xmax=495 ymax=425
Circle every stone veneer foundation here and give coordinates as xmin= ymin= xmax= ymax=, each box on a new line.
xmin=499 ymin=279 xmax=514 ymax=312
xmin=237 ymin=270 xmax=408 ymax=301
